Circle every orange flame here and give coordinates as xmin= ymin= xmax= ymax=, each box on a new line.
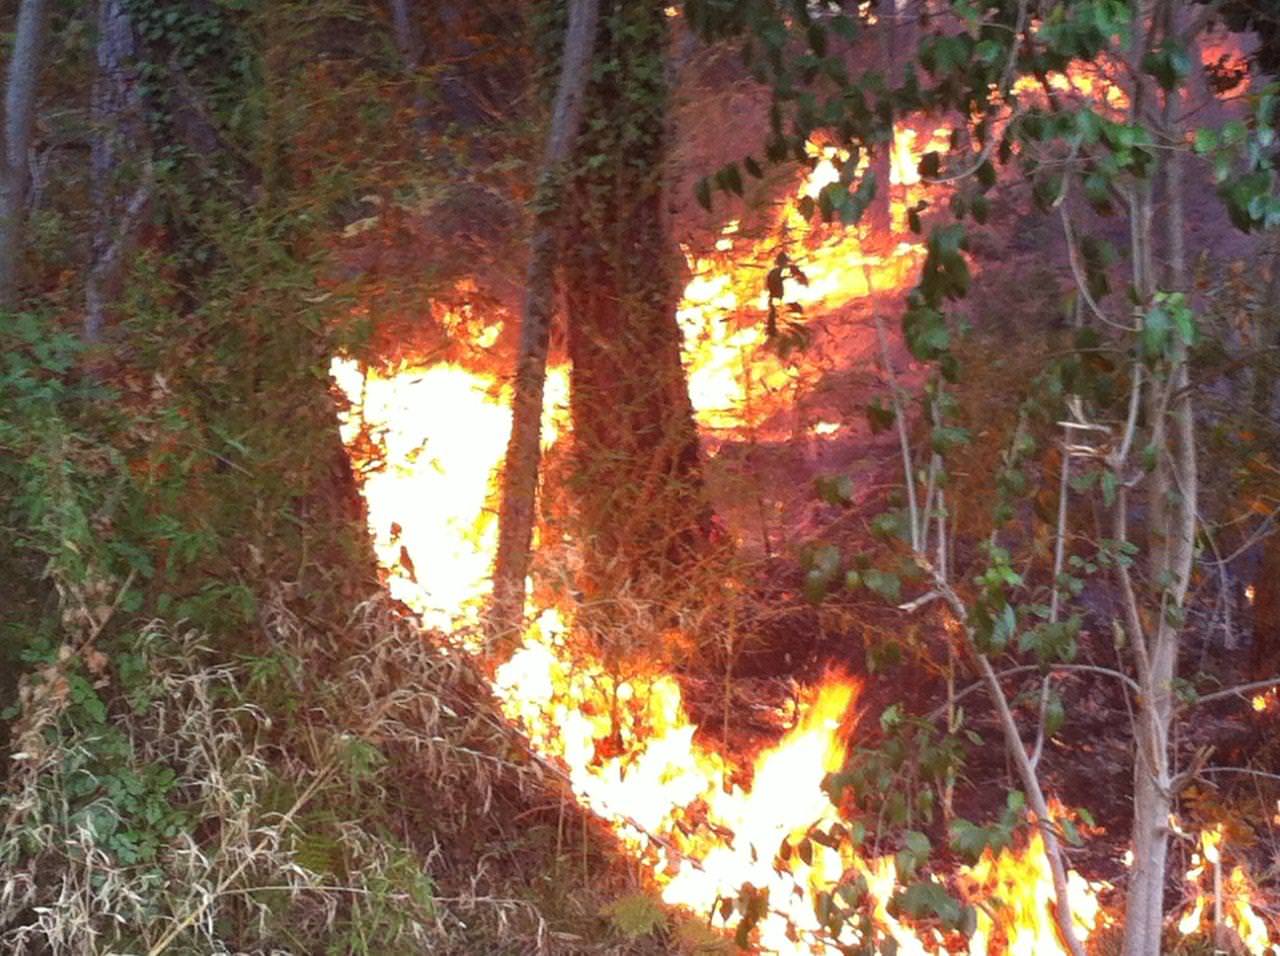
xmin=679 ymin=128 xmax=944 ymax=436
xmin=330 ymin=346 xmax=1122 ymax=952
xmin=323 ymin=117 xmax=1261 ymax=952
xmin=1178 ymin=825 xmax=1279 ymax=954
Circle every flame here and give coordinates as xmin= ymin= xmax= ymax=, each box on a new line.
xmin=330 ymin=345 xmax=1121 ymax=951
xmin=960 ymin=832 xmax=1108 ymax=956
xmin=1178 ymin=825 xmax=1279 ymax=954
xmin=322 ymin=109 xmax=1276 ymax=952
xmin=331 ymin=356 xmax=569 ymax=630
xmin=678 ymin=128 xmax=946 ymax=436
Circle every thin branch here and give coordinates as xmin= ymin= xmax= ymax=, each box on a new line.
xmin=1059 ymin=191 xmax=1131 ymax=330
xmin=1189 ymin=677 xmax=1280 ymax=709
xmin=928 ymin=662 xmax=1141 ymax=722
xmin=1198 ymin=766 xmax=1280 ymax=785
xmin=872 ymin=311 xmax=921 ymax=550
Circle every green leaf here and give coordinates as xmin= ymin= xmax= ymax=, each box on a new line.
xmin=865 ymin=397 xmax=895 ymax=433
xmin=1101 ymin=470 xmax=1117 ymax=507
xmin=1044 ymin=688 xmax=1065 ymax=737
xmin=804 ymin=543 xmax=843 ymax=603
xmin=863 ymin=568 xmax=902 ymax=603
xmin=816 ymin=474 xmax=855 ymax=505
xmin=695 ymin=177 xmax=712 ymax=211
xmin=1193 ymin=127 xmax=1218 ymax=154
xmin=899 ymin=880 xmax=963 ymax=927
xmin=990 ymin=603 xmax=1016 ymax=651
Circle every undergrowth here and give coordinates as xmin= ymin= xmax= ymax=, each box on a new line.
xmin=0 ymin=597 xmax=562 ymax=954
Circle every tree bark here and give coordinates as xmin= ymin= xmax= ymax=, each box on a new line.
xmin=490 ymin=0 xmax=600 ymax=640
xmin=1121 ymin=8 xmax=1197 ymax=948
xmin=0 ymin=0 xmax=52 ymax=312
xmin=865 ymin=0 xmax=899 ymax=246
xmin=562 ymin=0 xmax=712 ymax=629
xmin=388 ymin=0 xmax=424 ymax=71
xmin=85 ymin=0 xmax=150 ymax=343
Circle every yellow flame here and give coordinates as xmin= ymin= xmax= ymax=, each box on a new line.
xmin=323 ymin=109 xmax=1280 ymax=953
xmin=678 ymin=127 xmax=945 ymax=436
xmin=960 ymin=832 xmax=1108 ymax=956
xmin=1178 ymin=825 xmax=1279 ymax=954
xmin=331 ymin=356 xmax=569 ymax=630
xmin=331 ymin=350 xmax=1121 ymax=953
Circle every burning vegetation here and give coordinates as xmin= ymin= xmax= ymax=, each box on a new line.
xmin=3 ymin=1 xmax=1280 ymax=955
xmin=330 ymin=66 xmax=1279 ymax=948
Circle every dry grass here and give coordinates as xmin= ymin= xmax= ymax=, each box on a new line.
xmin=0 ymin=590 xmax=659 ymax=955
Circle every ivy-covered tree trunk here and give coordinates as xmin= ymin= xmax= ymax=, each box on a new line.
xmin=0 ymin=0 xmax=51 ymax=312
xmin=85 ymin=0 xmax=150 ymax=343
xmin=562 ymin=0 xmax=711 ymax=620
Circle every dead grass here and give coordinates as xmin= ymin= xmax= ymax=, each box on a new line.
xmin=0 ymin=590 xmax=666 ymax=955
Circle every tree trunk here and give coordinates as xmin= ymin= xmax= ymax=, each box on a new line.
xmin=0 ymin=0 xmax=51 ymax=312
xmin=490 ymin=0 xmax=600 ymax=640
xmin=388 ymin=0 xmax=423 ymax=70
xmin=562 ymin=0 xmax=712 ymax=629
xmin=1121 ymin=11 xmax=1197 ymax=947
xmin=85 ymin=0 xmax=150 ymax=343
xmin=865 ymin=0 xmax=898 ymax=246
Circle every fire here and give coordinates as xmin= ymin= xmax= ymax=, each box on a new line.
xmin=491 ymin=607 xmax=875 ymax=951
xmin=323 ymin=113 xmax=1267 ymax=952
xmin=678 ymin=127 xmax=945 ymax=435
xmin=960 ymin=832 xmax=1108 ymax=956
xmin=331 ymin=356 xmax=569 ymax=630
xmin=1178 ymin=825 xmax=1279 ymax=955
xmin=330 ymin=345 xmax=1123 ymax=951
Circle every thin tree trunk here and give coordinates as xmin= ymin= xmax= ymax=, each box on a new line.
xmin=1121 ymin=8 xmax=1197 ymax=947
xmin=85 ymin=0 xmax=149 ymax=343
xmin=388 ymin=0 xmax=423 ymax=70
xmin=0 ymin=0 xmax=52 ymax=312
xmin=490 ymin=0 xmax=600 ymax=641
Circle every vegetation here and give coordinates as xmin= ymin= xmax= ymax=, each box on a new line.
xmin=1 ymin=1 xmax=1278 ymax=954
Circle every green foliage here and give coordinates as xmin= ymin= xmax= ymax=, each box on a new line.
xmin=603 ymin=891 xmax=669 ymax=939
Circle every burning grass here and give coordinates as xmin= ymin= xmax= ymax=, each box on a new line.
xmin=329 ymin=355 xmax=1124 ymax=953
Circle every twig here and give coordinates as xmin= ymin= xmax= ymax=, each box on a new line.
xmin=1189 ymin=677 xmax=1280 ymax=709
xmin=1198 ymin=766 xmax=1280 ymax=785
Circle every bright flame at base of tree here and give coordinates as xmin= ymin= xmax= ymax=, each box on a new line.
xmin=329 ymin=357 xmax=1127 ymax=953
xmin=328 ymin=124 xmax=1276 ymax=953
